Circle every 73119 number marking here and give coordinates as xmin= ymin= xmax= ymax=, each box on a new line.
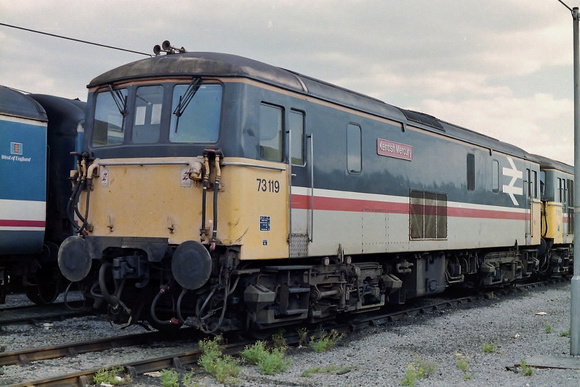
xmin=256 ymin=178 xmax=280 ymax=193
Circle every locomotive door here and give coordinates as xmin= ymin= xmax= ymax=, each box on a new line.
xmin=287 ymin=110 xmax=311 ymax=258
xmin=526 ymin=168 xmax=541 ymax=246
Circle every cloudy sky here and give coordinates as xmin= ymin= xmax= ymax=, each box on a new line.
xmin=0 ymin=0 xmax=576 ymax=164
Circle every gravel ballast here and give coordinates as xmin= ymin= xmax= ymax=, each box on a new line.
xmin=2 ymin=283 xmax=580 ymax=386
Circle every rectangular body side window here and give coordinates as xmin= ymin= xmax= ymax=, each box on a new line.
xmin=259 ymin=103 xmax=283 ymax=162
xmin=467 ymin=153 xmax=475 ymax=191
xmin=289 ymin=110 xmax=305 ymax=165
xmin=347 ymin=123 xmax=362 ymax=173
xmin=492 ymin=159 xmax=499 ymax=192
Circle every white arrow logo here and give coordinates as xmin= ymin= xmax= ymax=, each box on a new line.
xmin=502 ymin=157 xmax=523 ymax=206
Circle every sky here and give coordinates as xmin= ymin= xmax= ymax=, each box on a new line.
xmin=0 ymin=0 xmax=576 ymax=165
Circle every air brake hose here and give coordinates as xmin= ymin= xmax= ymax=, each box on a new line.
xmin=66 ymin=153 xmax=85 ymax=232
xmin=66 ymin=181 xmax=83 ymax=233
xmin=200 ymin=154 xmax=210 ymax=241
xmin=150 ymin=284 xmax=180 ymax=326
xmin=210 ymin=154 xmax=221 ymax=251
xmin=98 ymin=262 xmax=131 ymax=316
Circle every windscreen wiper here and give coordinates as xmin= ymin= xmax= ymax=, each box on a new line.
xmin=107 ymin=84 xmax=127 ymax=116
xmin=173 ymin=77 xmax=202 ymax=133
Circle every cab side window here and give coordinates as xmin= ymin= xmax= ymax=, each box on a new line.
xmin=259 ymin=103 xmax=283 ymax=162
xmin=289 ymin=110 xmax=305 ymax=165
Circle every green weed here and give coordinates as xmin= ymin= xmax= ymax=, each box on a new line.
xmin=401 ymin=364 xmax=419 ymax=387
xmin=455 ymin=353 xmax=472 ymax=380
xmin=92 ymin=366 xmax=131 ymax=385
xmin=241 ymin=340 xmax=291 ymax=375
xmin=309 ymin=329 xmax=343 ymax=353
xmin=544 ymin=324 xmax=553 ymax=334
xmin=197 ymin=335 xmax=241 ymax=384
xmin=520 ymin=360 xmax=534 ymax=376
xmin=159 ymin=369 xmax=179 ymax=387
xmin=180 ymin=371 xmax=200 ymax=387
xmin=297 ymin=327 xmax=309 ymax=347
xmin=560 ymin=329 xmax=571 ymax=337
xmin=400 ymin=356 xmax=437 ymax=386
xmin=482 ymin=342 xmax=496 ymax=353
xmin=271 ymin=329 xmax=287 ymax=349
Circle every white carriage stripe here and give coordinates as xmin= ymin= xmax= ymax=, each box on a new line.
xmin=0 ymin=199 xmax=46 ymax=220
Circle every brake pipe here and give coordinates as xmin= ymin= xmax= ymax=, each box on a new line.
xmin=200 ymin=153 xmax=210 ymax=241
xmin=77 ymin=159 xmax=100 ymax=234
xmin=210 ymin=153 xmax=221 ymax=251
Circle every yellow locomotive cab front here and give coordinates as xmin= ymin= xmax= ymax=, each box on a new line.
xmin=79 ymin=156 xmax=290 ymax=260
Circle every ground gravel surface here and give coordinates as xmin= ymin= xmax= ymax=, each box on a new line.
xmin=1 ymin=283 xmax=580 ymax=386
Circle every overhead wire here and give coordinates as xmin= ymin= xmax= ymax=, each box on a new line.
xmin=0 ymin=22 xmax=152 ymax=57
xmin=557 ymin=0 xmax=573 ymax=12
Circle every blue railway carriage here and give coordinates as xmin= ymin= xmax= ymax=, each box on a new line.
xmin=0 ymin=86 xmax=85 ymax=304
xmin=59 ymin=48 xmax=571 ymax=332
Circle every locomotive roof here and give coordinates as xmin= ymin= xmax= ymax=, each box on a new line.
xmin=529 ymin=153 xmax=574 ymax=175
xmin=0 ymin=85 xmax=47 ymax=122
xmin=88 ymin=52 xmax=532 ymax=161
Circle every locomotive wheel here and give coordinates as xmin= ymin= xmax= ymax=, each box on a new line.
xmin=25 ymin=264 xmax=62 ymax=305
xmin=25 ymin=243 xmax=63 ymax=305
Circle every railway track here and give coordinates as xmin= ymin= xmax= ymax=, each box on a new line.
xmin=0 ymin=300 xmax=90 ymax=326
xmin=2 ymin=279 xmax=562 ymax=387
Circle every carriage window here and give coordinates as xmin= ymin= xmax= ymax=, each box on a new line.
xmin=492 ymin=159 xmax=499 ymax=192
xmin=347 ymin=123 xmax=361 ymax=173
xmin=133 ymin=85 xmax=163 ymax=144
xmin=467 ymin=153 xmax=475 ymax=191
xmin=92 ymin=88 xmax=128 ymax=146
xmin=289 ymin=110 xmax=305 ymax=165
xmin=259 ymin=103 xmax=283 ymax=162
xmin=170 ymin=84 xmax=222 ymax=143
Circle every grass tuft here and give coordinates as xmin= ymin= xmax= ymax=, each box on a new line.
xmin=241 ymin=340 xmax=291 ymax=375
xmin=92 ymin=366 xmax=131 ymax=385
xmin=455 ymin=353 xmax=472 ymax=380
xmin=197 ymin=335 xmax=241 ymax=384
xmin=400 ymin=355 xmax=437 ymax=386
xmin=309 ymin=329 xmax=343 ymax=353
xmin=520 ymin=360 xmax=534 ymax=376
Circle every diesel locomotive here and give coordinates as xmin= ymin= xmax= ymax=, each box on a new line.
xmin=58 ymin=42 xmax=574 ymax=333
xmin=0 ymin=86 xmax=85 ymax=304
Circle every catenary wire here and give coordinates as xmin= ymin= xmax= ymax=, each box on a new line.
xmin=0 ymin=22 xmax=152 ymax=57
